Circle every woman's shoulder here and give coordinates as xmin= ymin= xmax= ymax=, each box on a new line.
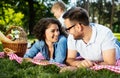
xmin=58 ymin=35 xmax=67 ymax=43
xmin=59 ymin=35 xmax=67 ymax=40
xmin=34 ymin=40 xmax=45 ymax=47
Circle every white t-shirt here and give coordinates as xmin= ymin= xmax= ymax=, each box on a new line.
xmin=58 ymin=13 xmax=66 ymax=28
xmin=68 ymin=23 xmax=120 ymax=61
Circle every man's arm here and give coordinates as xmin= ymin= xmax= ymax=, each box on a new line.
xmin=99 ymin=29 xmax=116 ymax=65
xmin=66 ymin=49 xmax=79 ymax=66
xmin=99 ymin=48 xmax=116 ymax=65
xmin=66 ymin=49 xmax=95 ymax=67
xmin=66 ymin=34 xmax=95 ymax=67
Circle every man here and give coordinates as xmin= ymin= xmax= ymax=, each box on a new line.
xmin=63 ymin=7 xmax=120 ymax=68
xmin=51 ymin=1 xmax=66 ymax=28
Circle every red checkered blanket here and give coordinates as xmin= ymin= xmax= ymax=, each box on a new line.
xmin=0 ymin=52 xmax=120 ymax=73
xmin=90 ymin=65 xmax=120 ymax=73
xmin=0 ymin=52 xmax=66 ymax=67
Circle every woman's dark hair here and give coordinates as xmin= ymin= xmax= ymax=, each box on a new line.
xmin=33 ymin=18 xmax=67 ymax=40
xmin=63 ymin=7 xmax=89 ymax=26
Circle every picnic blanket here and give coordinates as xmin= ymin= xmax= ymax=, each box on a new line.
xmin=0 ymin=52 xmax=120 ymax=73
xmin=0 ymin=52 xmax=66 ymax=67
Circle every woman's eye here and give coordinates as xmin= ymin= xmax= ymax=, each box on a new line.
xmin=51 ymin=29 xmax=59 ymax=33
xmin=51 ymin=30 xmax=55 ymax=33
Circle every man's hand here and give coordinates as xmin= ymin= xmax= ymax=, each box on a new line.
xmin=76 ymin=59 xmax=95 ymax=68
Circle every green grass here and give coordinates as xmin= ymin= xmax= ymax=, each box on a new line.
xmin=114 ymin=33 xmax=120 ymax=41
xmin=0 ymin=58 xmax=120 ymax=78
xmin=0 ymin=34 xmax=120 ymax=78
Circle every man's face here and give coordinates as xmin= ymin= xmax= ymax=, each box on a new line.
xmin=64 ymin=19 xmax=83 ymax=40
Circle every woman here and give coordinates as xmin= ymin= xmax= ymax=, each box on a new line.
xmin=24 ymin=18 xmax=67 ymax=64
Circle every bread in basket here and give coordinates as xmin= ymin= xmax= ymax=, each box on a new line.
xmin=1 ymin=26 xmax=28 ymax=57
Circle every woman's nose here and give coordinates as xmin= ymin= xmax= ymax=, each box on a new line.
xmin=55 ymin=31 xmax=60 ymax=36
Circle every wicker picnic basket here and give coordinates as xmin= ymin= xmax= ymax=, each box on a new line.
xmin=2 ymin=26 xmax=28 ymax=57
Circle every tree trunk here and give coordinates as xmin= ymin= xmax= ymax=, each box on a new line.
xmin=28 ymin=0 xmax=35 ymax=35
xmin=110 ymin=0 xmax=114 ymax=30
xmin=83 ymin=0 xmax=89 ymax=14
xmin=86 ymin=0 xmax=89 ymax=12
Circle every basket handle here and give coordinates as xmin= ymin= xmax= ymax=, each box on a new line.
xmin=5 ymin=26 xmax=27 ymax=42
xmin=5 ymin=26 xmax=25 ymax=35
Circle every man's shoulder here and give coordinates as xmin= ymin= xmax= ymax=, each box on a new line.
xmin=91 ymin=23 xmax=110 ymax=29
xmin=90 ymin=23 xmax=112 ymax=33
xmin=90 ymin=23 xmax=114 ymax=41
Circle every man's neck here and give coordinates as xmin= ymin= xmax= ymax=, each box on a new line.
xmin=82 ymin=26 xmax=92 ymax=44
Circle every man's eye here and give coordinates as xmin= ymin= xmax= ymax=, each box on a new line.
xmin=57 ymin=29 xmax=59 ymax=32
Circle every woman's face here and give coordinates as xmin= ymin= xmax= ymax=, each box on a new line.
xmin=45 ymin=23 xmax=60 ymax=43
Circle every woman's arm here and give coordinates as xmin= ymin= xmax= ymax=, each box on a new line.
xmin=24 ymin=41 xmax=40 ymax=58
xmin=52 ymin=36 xmax=67 ymax=64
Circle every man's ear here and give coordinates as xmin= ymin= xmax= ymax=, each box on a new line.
xmin=77 ymin=23 xmax=83 ymax=31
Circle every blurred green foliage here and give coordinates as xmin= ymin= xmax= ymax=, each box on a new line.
xmin=114 ymin=33 xmax=120 ymax=41
xmin=0 ymin=0 xmax=120 ymax=34
xmin=0 ymin=7 xmax=24 ymax=29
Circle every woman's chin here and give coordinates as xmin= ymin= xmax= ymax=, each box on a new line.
xmin=53 ymin=39 xmax=58 ymax=42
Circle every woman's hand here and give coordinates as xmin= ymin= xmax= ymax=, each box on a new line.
xmin=24 ymin=58 xmax=33 ymax=62
xmin=39 ymin=60 xmax=49 ymax=65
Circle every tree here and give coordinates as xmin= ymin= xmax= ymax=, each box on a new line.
xmin=76 ymin=0 xmax=89 ymax=12
xmin=0 ymin=0 xmax=53 ymax=34
xmin=0 ymin=1 xmax=24 ymax=32
xmin=27 ymin=0 xmax=34 ymax=35
xmin=110 ymin=0 xmax=115 ymax=29
xmin=1 ymin=0 xmax=120 ymax=33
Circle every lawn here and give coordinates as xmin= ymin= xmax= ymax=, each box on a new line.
xmin=0 ymin=58 xmax=120 ymax=78
xmin=114 ymin=33 xmax=120 ymax=41
xmin=0 ymin=33 xmax=120 ymax=78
